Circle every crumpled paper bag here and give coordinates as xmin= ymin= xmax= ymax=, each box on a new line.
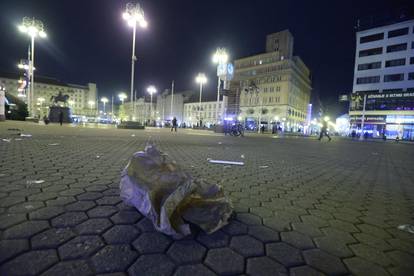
xmin=120 ymin=145 xmax=233 ymax=238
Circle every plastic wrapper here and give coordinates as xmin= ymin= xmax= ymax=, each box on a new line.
xmin=120 ymin=145 xmax=233 ymax=238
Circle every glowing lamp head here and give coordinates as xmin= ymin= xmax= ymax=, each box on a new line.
xmin=147 ymin=85 xmax=157 ymax=95
xmin=212 ymin=48 xmax=229 ymax=64
xmin=324 ymin=116 xmax=330 ymax=122
xmin=195 ymin=73 xmax=207 ymax=84
xmin=118 ymin=93 xmax=127 ymax=101
xmin=88 ymin=100 xmax=95 ymax=106
xmin=101 ymin=97 xmax=109 ymax=104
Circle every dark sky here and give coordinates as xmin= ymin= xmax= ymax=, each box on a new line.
xmin=0 ymin=0 xmax=412 ymax=115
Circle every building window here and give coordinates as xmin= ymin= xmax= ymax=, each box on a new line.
xmin=357 ymin=61 xmax=381 ymax=70
xmin=359 ymin=47 xmax=383 ymax=57
xmin=360 ymin=32 xmax=384 ymax=43
xmin=385 ymin=58 xmax=406 ymax=67
xmin=356 ymin=76 xmax=380 ymax=84
xmin=384 ymin=74 xmax=404 ymax=82
xmin=409 ymin=72 xmax=414 ymax=80
xmin=411 ymin=57 xmax=414 ymax=64
xmin=388 ymin=27 xmax=409 ymax=38
xmin=386 ymin=43 xmax=407 ymax=53
xmin=412 ymin=41 xmax=414 ymax=49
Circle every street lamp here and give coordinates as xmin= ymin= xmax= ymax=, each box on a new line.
xmin=195 ymin=73 xmax=207 ymax=127
xmin=101 ymin=97 xmax=108 ymax=113
xmin=212 ymin=48 xmax=229 ymax=123
xmin=123 ymin=2 xmax=148 ymax=120
xmin=118 ymin=92 xmax=127 ymax=104
xmin=18 ymin=17 xmax=47 ymax=118
xmin=147 ymin=85 xmax=156 ymax=124
xmin=88 ymin=100 xmax=95 ymax=113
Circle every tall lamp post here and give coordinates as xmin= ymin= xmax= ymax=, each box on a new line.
xmin=118 ymin=92 xmax=127 ymax=121
xmin=195 ymin=73 xmax=207 ymax=127
xmin=147 ymin=85 xmax=156 ymax=125
xmin=18 ymin=17 xmax=47 ymax=118
xmin=88 ymin=100 xmax=95 ymax=115
xmin=37 ymin=97 xmax=45 ymax=118
xmin=212 ymin=48 xmax=229 ymax=123
xmin=122 ymin=2 xmax=148 ymax=121
xmin=101 ymin=97 xmax=108 ymax=114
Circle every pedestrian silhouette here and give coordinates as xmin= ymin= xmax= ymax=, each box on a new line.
xmin=59 ymin=111 xmax=64 ymax=126
xmin=171 ymin=117 xmax=177 ymax=132
xmin=318 ymin=120 xmax=331 ymax=141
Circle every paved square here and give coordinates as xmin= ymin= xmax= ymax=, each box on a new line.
xmin=1 ymin=122 xmax=414 ymax=275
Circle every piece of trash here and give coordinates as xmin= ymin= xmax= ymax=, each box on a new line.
xmin=218 ymin=142 xmax=222 ymax=145
xmin=259 ymin=165 xmax=269 ymax=168
xmin=26 ymin=180 xmax=45 ymax=185
xmin=241 ymin=154 xmax=245 ymax=159
xmin=208 ymin=160 xmax=244 ymax=166
xmin=25 ymin=205 xmax=34 ymax=209
xmin=48 ymin=143 xmax=60 ymax=146
xmin=2 ymin=139 xmax=11 ymax=142
xmin=131 ymin=134 xmax=136 ymax=137
xmin=20 ymin=134 xmax=32 ymax=137
xmin=96 ymin=155 xmax=101 ymax=159
xmin=398 ymin=224 xmax=414 ymax=234
xmin=15 ymin=138 xmax=23 ymax=141
xmin=120 ymin=145 xmax=233 ymax=238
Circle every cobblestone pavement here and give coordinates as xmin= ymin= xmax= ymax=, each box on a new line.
xmin=1 ymin=121 xmax=414 ymax=276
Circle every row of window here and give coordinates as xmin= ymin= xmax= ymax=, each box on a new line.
xmin=358 ymin=57 xmax=414 ymax=70
xmin=356 ymin=72 xmax=414 ymax=84
xmin=358 ymin=42 xmax=413 ymax=57
xmin=359 ymin=26 xmax=412 ymax=44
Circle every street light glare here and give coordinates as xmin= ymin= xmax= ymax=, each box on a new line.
xmin=39 ymin=31 xmax=47 ymax=38
xmin=195 ymin=73 xmax=207 ymax=84
xmin=213 ymin=48 xmax=229 ymax=64
xmin=139 ymin=20 xmax=148 ymax=28
xmin=101 ymin=97 xmax=109 ymax=103
xmin=147 ymin=85 xmax=157 ymax=94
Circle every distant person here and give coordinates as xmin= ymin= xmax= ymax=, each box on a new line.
xmin=171 ymin=117 xmax=177 ymax=132
xmin=351 ymin=130 xmax=356 ymax=139
xmin=43 ymin=115 xmax=50 ymax=125
xmin=261 ymin=125 xmax=265 ymax=133
xmin=318 ymin=120 xmax=331 ymax=141
xmin=59 ymin=111 xmax=64 ymax=126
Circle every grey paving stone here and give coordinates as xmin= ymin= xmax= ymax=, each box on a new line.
xmin=29 ymin=206 xmax=65 ymax=220
xmin=128 ymin=254 xmax=175 ymax=276
xmin=281 ymin=230 xmax=314 ymax=250
xmin=65 ymin=201 xmax=96 ymax=212
xmin=236 ymin=212 xmax=263 ymax=225
xmin=221 ymin=220 xmax=248 ymax=235
xmin=0 ymin=213 xmax=27 ymax=230
xmin=204 ymin=248 xmax=244 ymax=275
xmin=58 ymin=235 xmax=105 ymax=260
xmin=196 ymin=230 xmax=230 ymax=248
xmin=248 ymin=225 xmax=280 ymax=243
xmin=0 ymin=196 xmax=25 ymax=208
xmin=77 ymin=192 xmax=103 ymax=201
xmin=343 ymin=256 xmax=390 ymax=276
xmin=42 ymin=260 xmax=93 ymax=276
xmin=8 ymin=201 xmax=45 ymax=213
xmin=3 ymin=220 xmax=49 ymax=239
xmin=230 ymin=235 xmax=264 ymax=257
xmin=132 ymin=232 xmax=172 ymax=253
xmin=103 ymin=225 xmax=140 ymax=244
xmin=75 ymin=218 xmax=112 ymax=235
xmin=246 ymin=256 xmax=288 ymax=276
xmin=110 ymin=210 xmax=142 ymax=224
xmin=0 ymin=249 xmax=58 ymax=276
xmin=266 ymin=242 xmax=304 ymax=267
xmin=350 ymin=244 xmax=393 ymax=267
xmin=314 ymin=236 xmax=355 ymax=258
xmin=91 ymin=245 xmax=138 ymax=274
xmin=167 ymin=240 xmax=206 ymax=264
xmin=386 ymin=250 xmax=414 ymax=268
xmin=135 ymin=218 xmax=156 ymax=232
xmin=289 ymin=265 xmax=325 ymax=276
xmin=303 ymin=249 xmax=348 ymax=275
xmin=46 ymin=196 xmax=76 ymax=206
xmin=31 ymin=228 xmax=76 ymax=249
xmin=87 ymin=206 xmax=118 ymax=218
xmin=0 ymin=239 xmax=29 ymax=263
xmin=174 ymin=264 xmax=216 ymax=276
xmin=96 ymin=196 xmax=122 ymax=205
xmin=51 ymin=212 xmax=88 ymax=227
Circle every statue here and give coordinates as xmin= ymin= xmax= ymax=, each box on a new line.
xmin=50 ymin=91 xmax=70 ymax=105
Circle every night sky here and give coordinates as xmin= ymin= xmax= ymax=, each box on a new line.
xmin=0 ymin=0 xmax=412 ymax=116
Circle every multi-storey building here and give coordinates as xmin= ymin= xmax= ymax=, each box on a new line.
xmin=182 ymin=99 xmax=224 ymax=127
xmin=0 ymin=71 xmax=97 ymax=117
xmin=231 ymin=30 xmax=312 ymax=131
xmin=350 ymin=19 xmax=414 ymax=139
xmin=123 ymin=97 xmax=156 ymax=124
xmin=156 ymin=90 xmax=187 ymax=124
